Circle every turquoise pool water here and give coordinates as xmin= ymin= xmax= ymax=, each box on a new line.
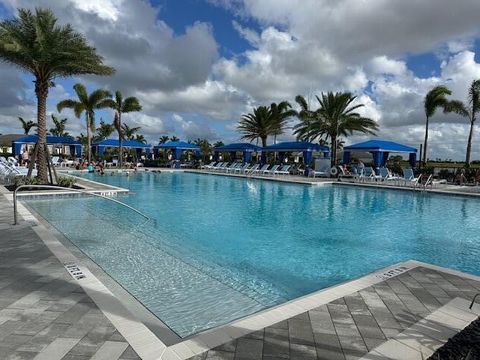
xmin=24 ymin=172 xmax=480 ymax=337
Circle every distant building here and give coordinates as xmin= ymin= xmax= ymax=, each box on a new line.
xmin=0 ymin=134 xmax=23 ymax=154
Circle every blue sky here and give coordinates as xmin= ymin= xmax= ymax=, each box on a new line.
xmin=1 ymin=0 xmax=480 ymax=160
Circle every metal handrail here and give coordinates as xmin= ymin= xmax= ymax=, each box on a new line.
xmin=13 ymin=184 xmax=149 ymax=225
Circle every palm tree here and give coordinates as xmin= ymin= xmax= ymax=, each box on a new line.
xmin=49 ymin=114 xmax=70 ymax=137
xmin=159 ymin=135 xmax=170 ymax=144
xmin=237 ymin=106 xmax=275 ymax=147
xmin=95 ymin=119 xmax=115 ymax=141
xmin=121 ymin=124 xmax=141 ymax=140
xmin=103 ymin=91 xmax=142 ymax=168
xmin=213 ymin=141 xmax=225 ymax=148
xmin=193 ymin=138 xmax=212 ymax=161
xmin=422 ymin=86 xmax=453 ymax=165
xmin=76 ymin=133 xmax=88 ymax=146
xmin=170 ymin=135 xmax=180 ymax=142
xmin=293 ymin=92 xmax=378 ymax=166
xmin=134 ymin=134 xmax=147 ymax=144
xmin=0 ymin=8 xmax=114 ymax=182
xmin=444 ymin=79 xmax=480 ymax=167
xmin=57 ymin=84 xmax=112 ymax=162
xmin=270 ymin=101 xmax=295 ymax=144
xmin=18 ymin=117 xmax=36 ymax=135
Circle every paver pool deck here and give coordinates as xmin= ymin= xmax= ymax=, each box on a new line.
xmin=1 ymin=182 xmax=480 ymax=360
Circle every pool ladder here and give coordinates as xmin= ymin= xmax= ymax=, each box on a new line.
xmin=13 ymin=184 xmax=149 ymax=225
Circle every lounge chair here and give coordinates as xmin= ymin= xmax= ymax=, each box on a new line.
xmin=402 ymin=168 xmax=421 ymax=186
xmin=51 ymin=156 xmax=61 ymax=166
xmin=311 ymin=158 xmax=331 ymax=178
xmin=235 ymin=163 xmax=250 ymax=174
xmin=255 ymin=164 xmax=270 ymax=174
xmin=378 ymin=167 xmax=401 ymax=182
xmin=362 ymin=167 xmax=382 ymax=181
xmin=264 ymin=164 xmax=279 ymax=175
xmin=201 ymin=162 xmax=216 ymax=169
xmin=246 ymin=164 xmax=259 ymax=174
xmin=274 ymin=165 xmax=291 ymax=175
xmin=212 ymin=162 xmax=226 ymax=171
xmin=225 ymin=163 xmax=240 ymax=173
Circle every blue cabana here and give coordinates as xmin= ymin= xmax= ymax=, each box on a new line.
xmin=153 ymin=141 xmax=200 ymax=168
xmin=214 ymin=143 xmax=262 ymax=163
xmin=343 ymin=139 xmax=417 ymax=170
xmin=262 ymin=141 xmax=330 ymax=175
xmin=12 ymin=135 xmax=82 ymax=157
xmin=92 ymin=139 xmax=151 ymax=159
xmin=262 ymin=141 xmax=330 ymax=165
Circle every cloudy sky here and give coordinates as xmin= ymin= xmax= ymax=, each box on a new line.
xmin=1 ymin=0 xmax=480 ymax=160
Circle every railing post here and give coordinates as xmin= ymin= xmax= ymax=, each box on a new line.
xmin=13 ymin=187 xmax=18 ymax=225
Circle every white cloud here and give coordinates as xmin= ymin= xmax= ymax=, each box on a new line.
xmin=2 ymin=0 xmax=480 ymax=159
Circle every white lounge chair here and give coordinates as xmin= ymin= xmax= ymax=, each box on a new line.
xmin=378 ymin=167 xmax=401 ymax=182
xmin=235 ymin=163 xmax=250 ymax=174
xmin=246 ymin=164 xmax=259 ymax=174
xmin=264 ymin=164 xmax=279 ymax=175
xmin=201 ymin=162 xmax=216 ymax=169
xmin=274 ymin=165 xmax=291 ymax=175
xmin=402 ymin=168 xmax=420 ymax=186
xmin=255 ymin=164 xmax=270 ymax=174
xmin=225 ymin=163 xmax=240 ymax=173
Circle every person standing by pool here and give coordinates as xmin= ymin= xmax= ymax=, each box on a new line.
xmin=87 ymin=162 xmax=94 ymax=173
xmin=21 ymin=148 xmax=29 ymax=167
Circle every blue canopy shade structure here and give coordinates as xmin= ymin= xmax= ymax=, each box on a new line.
xmin=343 ymin=139 xmax=417 ymax=169
xmin=262 ymin=141 xmax=330 ymax=175
xmin=214 ymin=143 xmax=262 ymax=163
xmin=92 ymin=139 xmax=151 ymax=158
xmin=153 ymin=141 xmax=200 ymax=168
xmin=12 ymin=135 xmax=82 ymax=157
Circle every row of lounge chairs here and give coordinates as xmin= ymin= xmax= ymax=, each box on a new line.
xmin=201 ymin=162 xmax=293 ymax=176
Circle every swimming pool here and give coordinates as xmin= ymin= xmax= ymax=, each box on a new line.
xmin=24 ymin=172 xmax=480 ymax=337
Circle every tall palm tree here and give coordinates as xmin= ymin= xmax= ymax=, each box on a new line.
xmin=237 ymin=106 xmax=275 ymax=147
xmin=270 ymin=101 xmax=295 ymax=144
xmin=103 ymin=91 xmax=142 ymax=168
xmin=159 ymin=135 xmax=170 ymax=144
xmin=121 ymin=124 xmax=141 ymax=140
xmin=0 ymin=8 xmax=114 ymax=182
xmin=95 ymin=119 xmax=115 ymax=141
xmin=444 ymin=79 xmax=480 ymax=167
xmin=170 ymin=135 xmax=180 ymax=142
xmin=18 ymin=117 xmax=36 ymax=135
xmin=213 ymin=141 xmax=225 ymax=148
xmin=294 ymin=92 xmax=378 ymax=166
xmin=49 ymin=114 xmax=70 ymax=137
xmin=422 ymin=86 xmax=453 ymax=165
xmin=57 ymin=84 xmax=112 ymax=162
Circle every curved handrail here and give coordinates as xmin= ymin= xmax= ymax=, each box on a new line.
xmin=13 ymin=184 xmax=149 ymax=225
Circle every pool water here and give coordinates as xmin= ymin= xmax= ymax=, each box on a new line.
xmin=24 ymin=172 xmax=480 ymax=337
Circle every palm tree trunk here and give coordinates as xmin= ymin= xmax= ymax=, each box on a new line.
xmin=331 ymin=135 xmax=337 ymax=167
xmin=261 ymin=136 xmax=267 ymax=147
xmin=465 ymin=120 xmax=475 ymax=167
xmin=422 ymin=116 xmax=429 ymax=166
xmin=118 ymin=112 xmax=123 ymax=169
xmin=86 ymin=114 xmax=92 ymax=163
xmin=34 ymin=81 xmax=49 ymax=183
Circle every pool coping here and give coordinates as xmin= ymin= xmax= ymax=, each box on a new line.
xmin=6 ymin=175 xmax=480 ymax=359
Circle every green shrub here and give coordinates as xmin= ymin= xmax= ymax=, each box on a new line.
xmin=57 ymin=176 xmax=76 ymax=188
xmin=12 ymin=175 xmax=40 ymax=187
